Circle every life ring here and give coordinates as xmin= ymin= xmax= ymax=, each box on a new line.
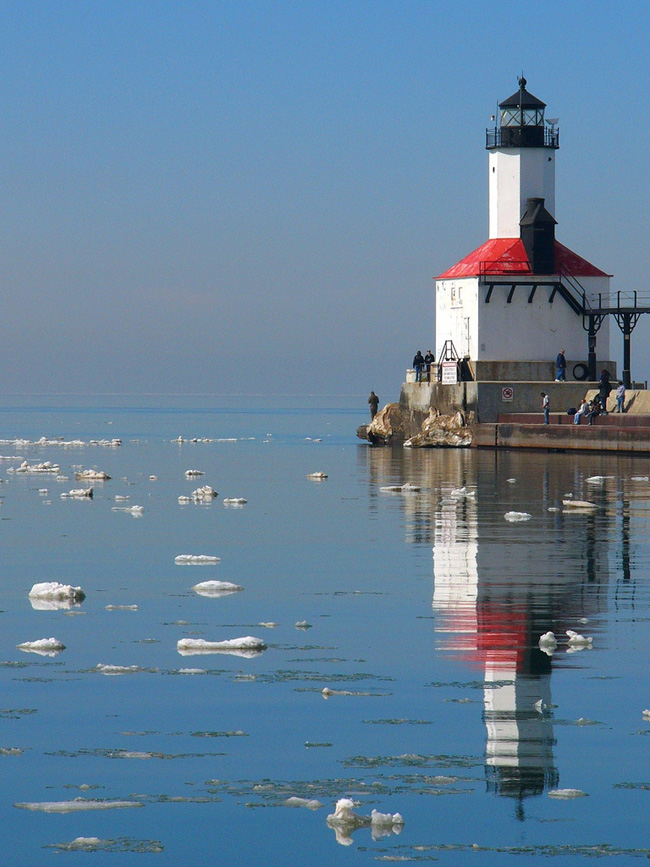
xmin=573 ymin=363 xmax=589 ymax=381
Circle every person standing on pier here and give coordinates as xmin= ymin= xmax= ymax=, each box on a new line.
xmin=555 ymin=349 xmax=566 ymax=382
xmin=616 ymin=381 xmax=626 ymax=413
xmin=541 ymin=392 xmax=550 ymax=424
xmin=424 ymin=349 xmax=435 ymax=382
xmin=413 ymin=351 xmax=425 ymax=382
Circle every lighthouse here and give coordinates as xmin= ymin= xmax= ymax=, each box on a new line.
xmin=435 ymin=78 xmax=613 ymax=384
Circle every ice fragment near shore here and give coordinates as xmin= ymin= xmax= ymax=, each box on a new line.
xmin=566 ymin=629 xmax=593 ymax=647
xmin=191 ymin=485 xmax=217 ymax=501
xmin=538 ymin=632 xmax=557 ymax=655
xmin=380 ymin=483 xmax=420 ymax=493
xmin=175 ymin=554 xmax=220 ymax=565
xmin=17 ymin=638 xmax=66 ymax=657
xmin=9 ymin=460 xmax=60 ymax=474
xmin=223 ymin=497 xmax=247 ymax=505
xmin=307 ymin=472 xmax=328 ymax=480
xmin=185 ymin=469 xmax=205 ymax=477
xmin=95 ymin=664 xmax=147 ymax=676
xmin=191 ymin=580 xmax=243 ymax=597
xmin=177 ymin=636 xmax=266 ymax=657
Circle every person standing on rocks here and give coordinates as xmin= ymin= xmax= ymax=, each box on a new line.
xmin=368 ymin=391 xmax=379 ymax=420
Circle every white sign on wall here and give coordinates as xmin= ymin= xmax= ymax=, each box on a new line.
xmin=502 ymin=387 xmax=514 ymax=402
xmin=441 ymin=362 xmax=458 ymax=384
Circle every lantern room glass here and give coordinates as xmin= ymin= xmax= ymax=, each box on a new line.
xmin=500 ymin=107 xmax=545 ymax=127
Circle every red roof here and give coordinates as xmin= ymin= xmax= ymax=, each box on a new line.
xmin=437 ymin=238 xmax=610 ymax=279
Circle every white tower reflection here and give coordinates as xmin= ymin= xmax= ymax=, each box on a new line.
xmin=432 ymin=486 xmax=559 ymax=814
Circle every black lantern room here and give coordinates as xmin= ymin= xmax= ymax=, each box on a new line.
xmin=486 ymin=78 xmax=559 ymax=150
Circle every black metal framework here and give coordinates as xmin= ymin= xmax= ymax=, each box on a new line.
xmin=486 ymin=127 xmax=559 ymax=149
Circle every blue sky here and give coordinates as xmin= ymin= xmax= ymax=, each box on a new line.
xmin=1 ymin=0 xmax=648 ymax=397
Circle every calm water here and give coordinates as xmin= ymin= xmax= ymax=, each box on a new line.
xmin=2 ymin=395 xmax=650 ymax=864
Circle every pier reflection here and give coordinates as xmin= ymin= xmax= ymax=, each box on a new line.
xmin=360 ymin=445 xmax=623 ymax=814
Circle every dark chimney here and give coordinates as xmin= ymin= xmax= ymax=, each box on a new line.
xmin=520 ymin=197 xmax=556 ymax=274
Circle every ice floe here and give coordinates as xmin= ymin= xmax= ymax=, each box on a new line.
xmin=191 ymin=580 xmax=243 ymax=597
xmin=631 ymin=476 xmax=650 ymax=482
xmin=175 ymin=554 xmax=220 ymax=565
xmin=74 ymin=470 xmax=111 ymax=480
xmin=504 ymin=511 xmax=531 ymax=521
xmin=380 ymin=483 xmax=420 ymax=493
xmin=15 ymin=798 xmax=143 ymax=812
xmin=283 ymin=797 xmax=323 ymax=809
xmin=450 ymin=487 xmax=476 ymax=498
xmin=61 ymin=487 xmax=93 ymax=499
xmin=17 ymin=637 xmax=66 ymax=657
xmin=563 ymin=499 xmax=598 ymax=511
xmin=184 ymin=469 xmax=205 ymax=477
xmin=9 ymin=460 xmax=60 ymax=474
xmin=566 ymin=629 xmax=593 ymax=648
xmin=642 ymin=709 xmax=650 ymax=720
xmin=29 ymin=583 xmax=85 ymax=611
xmin=547 ymin=789 xmax=588 ymax=799
xmin=307 ymin=472 xmax=328 ymax=480
xmin=538 ymin=632 xmax=557 ymax=655
xmin=176 ymin=636 xmax=266 ymax=657
xmin=190 ymin=485 xmax=218 ymax=501
xmin=95 ymin=664 xmax=148 ymax=676
xmin=326 ymin=798 xmax=404 ymax=845
xmin=506 ymin=478 xmax=516 ymax=483
xmin=295 ymin=621 xmax=312 ymax=629
xmin=223 ymin=497 xmax=247 ymax=505
xmin=111 ymin=505 xmax=144 ymax=515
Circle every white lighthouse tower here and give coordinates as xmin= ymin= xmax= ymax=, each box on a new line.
xmin=435 ymin=78 xmax=612 ymax=383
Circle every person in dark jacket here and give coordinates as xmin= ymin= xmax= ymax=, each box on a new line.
xmin=555 ymin=349 xmax=566 ymax=381
xmin=368 ymin=391 xmax=379 ymax=420
xmin=424 ymin=350 xmax=435 ymax=382
xmin=413 ymin=351 xmax=425 ymax=382
xmin=598 ymin=369 xmax=612 ymax=414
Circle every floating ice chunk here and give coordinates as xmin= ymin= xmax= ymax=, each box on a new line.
xmin=105 ymin=604 xmax=138 ymax=610
xmin=380 ymin=483 xmax=420 ymax=493
xmin=176 ymin=636 xmax=266 ymax=657
xmin=185 ymin=469 xmax=205 ymax=477
xmin=539 ymin=632 xmax=557 ymax=651
xmin=149 ymin=475 xmax=158 ymax=481
xmin=506 ymin=478 xmax=516 ymax=483
xmin=74 ymin=470 xmax=111 ymax=480
xmin=17 ymin=637 xmax=66 ymax=657
xmin=563 ymin=499 xmax=598 ymax=510
xmin=29 ymin=583 xmax=85 ymax=609
xmin=191 ymin=580 xmax=243 ymax=597
xmin=295 ymin=621 xmax=312 ymax=629
xmin=178 ymin=496 xmax=191 ymax=504
xmin=631 ymin=476 xmax=650 ymax=482
xmin=566 ymin=630 xmax=593 ymax=647
xmin=259 ymin=622 xmax=278 ymax=628
xmin=175 ymin=554 xmax=220 ymax=565
xmin=450 ymin=487 xmax=476 ymax=498
xmin=178 ymin=668 xmax=207 ymax=675
xmin=284 ymin=797 xmax=323 ymax=810
xmin=307 ymin=471 xmax=328 ymax=480
xmin=38 ymin=488 xmax=48 ymax=495
xmin=547 ymin=506 xmax=560 ymax=512
xmin=61 ymin=487 xmax=93 ymax=499
xmin=326 ymin=799 xmax=403 ymax=846
xmin=95 ymin=664 xmax=146 ymax=676
xmin=111 ymin=505 xmax=144 ymax=515
xmin=223 ymin=497 xmax=247 ymax=505
xmin=14 ymin=798 xmax=143 ymax=813
xmin=642 ymin=709 xmax=650 ymax=720
xmin=114 ymin=495 xmax=130 ymax=501
xmin=9 ymin=460 xmax=60 ymax=474
xmin=504 ymin=511 xmax=531 ymax=522
xmin=548 ymin=789 xmax=587 ymax=799
xmin=191 ymin=485 xmax=218 ymax=500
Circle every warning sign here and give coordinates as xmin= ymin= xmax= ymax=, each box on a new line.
xmin=441 ymin=361 xmax=458 ymax=384
xmin=502 ymin=387 xmax=514 ymax=402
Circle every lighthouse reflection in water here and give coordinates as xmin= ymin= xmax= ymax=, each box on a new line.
xmin=411 ymin=451 xmax=610 ymax=815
